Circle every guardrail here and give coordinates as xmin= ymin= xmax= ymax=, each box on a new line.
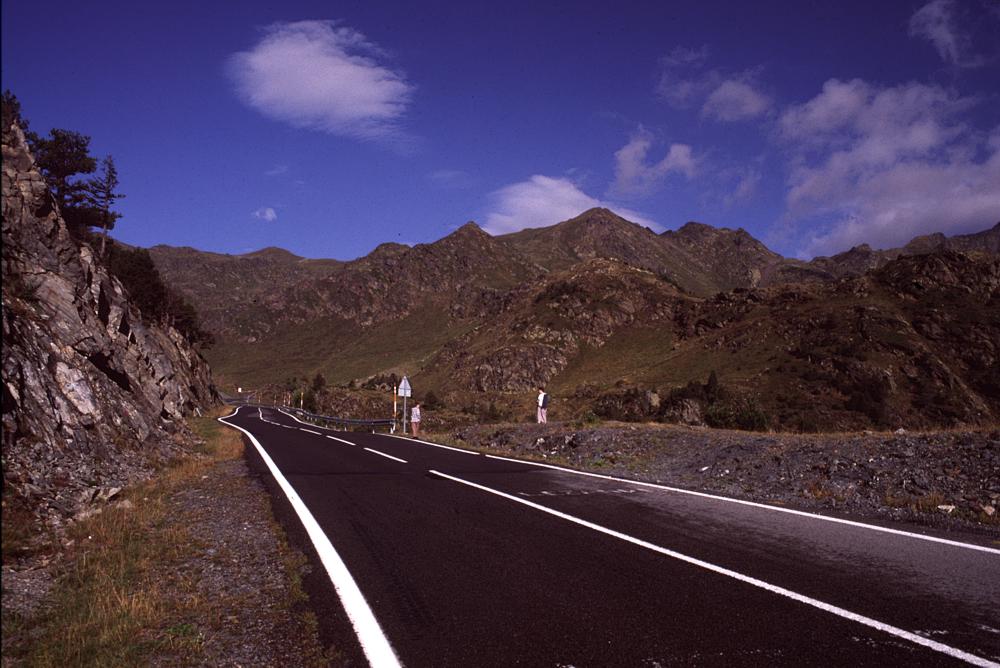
xmin=225 ymin=398 xmax=396 ymax=432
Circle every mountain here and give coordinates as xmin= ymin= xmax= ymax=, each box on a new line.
xmin=148 ymin=244 xmax=342 ymax=341
xmin=501 ymin=208 xmax=784 ymax=295
xmin=2 ymin=122 xmax=216 ymax=545
xmin=801 ymin=223 xmax=1000 ymax=280
xmin=149 ymin=206 xmax=999 ymax=431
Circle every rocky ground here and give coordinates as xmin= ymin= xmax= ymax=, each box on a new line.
xmin=445 ymin=422 xmax=1000 ymax=533
xmin=146 ymin=456 xmax=331 ymax=667
xmin=2 ymin=440 xmax=334 ymax=667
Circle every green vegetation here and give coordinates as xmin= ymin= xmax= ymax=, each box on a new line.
xmin=107 ymin=242 xmax=213 ymax=347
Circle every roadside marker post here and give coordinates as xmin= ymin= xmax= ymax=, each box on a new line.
xmin=398 ymin=376 xmax=412 ymax=435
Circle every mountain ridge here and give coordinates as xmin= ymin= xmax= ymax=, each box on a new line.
xmin=149 ymin=208 xmax=999 ymax=431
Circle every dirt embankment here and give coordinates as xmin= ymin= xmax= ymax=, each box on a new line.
xmin=445 ymin=422 xmax=1000 ymax=532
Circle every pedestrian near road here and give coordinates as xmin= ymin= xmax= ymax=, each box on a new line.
xmin=537 ymin=388 xmax=548 ymax=424
xmin=411 ymin=402 xmax=422 ymax=436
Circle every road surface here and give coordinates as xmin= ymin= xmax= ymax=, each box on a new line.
xmin=220 ymin=405 xmax=1000 ymax=667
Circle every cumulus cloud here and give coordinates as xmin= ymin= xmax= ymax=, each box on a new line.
xmin=253 ymin=207 xmax=278 ymax=222
xmin=656 ymin=46 xmax=770 ymax=122
xmin=611 ymin=129 xmax=697 ymax=197
xmin=228 ymin=20 xmax=414 ymax=144
xmin=702 ymin=79 xmax=771 ymax=121
xmin=483 ymin=175 xmax=660 ymax=235
xmin=777 ymin=79 xmax=999 ymax=256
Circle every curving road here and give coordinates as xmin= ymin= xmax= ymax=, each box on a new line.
xmin=220 ymin=405 xmax=1000 ymax=667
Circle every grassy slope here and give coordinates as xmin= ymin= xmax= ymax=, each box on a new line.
xmin=207 ymin=304 xmax=472 ymax=389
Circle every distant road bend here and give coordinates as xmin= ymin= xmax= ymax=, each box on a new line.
xmin=220 ymin=406 xmax=1000 ymax=667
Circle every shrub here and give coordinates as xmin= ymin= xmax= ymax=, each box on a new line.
xmin=423 ymin=390 xmax=444 ymax=410
xmin=705 ymin=395 xmax=769 ymax=431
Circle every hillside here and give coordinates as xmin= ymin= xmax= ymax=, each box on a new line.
xmin=150 ymin=207 xmax=999 ymax=431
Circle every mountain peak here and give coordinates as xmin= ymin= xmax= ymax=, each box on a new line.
xmin=240 ymin=247 xmax=302 ymax=262
xmin=567 ymin=207 xmax=629 ymax=226
xmin=454 ymin=220 xmax=488 ymax=236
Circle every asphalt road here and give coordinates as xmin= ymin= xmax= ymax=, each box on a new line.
xmin=221 ymin=406 xmax=1000 ymax=667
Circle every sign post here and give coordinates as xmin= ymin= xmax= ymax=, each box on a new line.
xmin=392 ymin=385 xmax=398 ymax=433
xmin=398 ymin=376 xmax=412 ymax=434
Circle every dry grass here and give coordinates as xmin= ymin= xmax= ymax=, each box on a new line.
xmin=8 ymin=407 xmax=246 ymax=667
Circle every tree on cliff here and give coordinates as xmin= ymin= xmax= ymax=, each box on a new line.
xmin=86 ymin=155 xmax=125 ymax=256
xmin=31 ymin=128 xmax=98 ymax=234
xmin=1 ymin=89 xmax=29 ymax=141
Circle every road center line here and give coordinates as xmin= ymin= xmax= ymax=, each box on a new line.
xmin=326 ymin=435 xmax=356 ymax=446
xmin=429 ymin=469 xmax=997 ymax=668
xmin=364 ymin=448 xmax=408 ymax=464
xmin=482 ymin=454 xmax=1000 ymax=554
xmin=219 ymin=407 xmax=401 ymax=668
xmin=301 ymin=428 xmax=322 ymax=435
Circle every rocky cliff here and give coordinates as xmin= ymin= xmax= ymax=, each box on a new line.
xmin=2 ymin=122 xmax=216 ymax=548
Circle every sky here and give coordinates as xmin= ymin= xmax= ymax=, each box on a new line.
xmin=3 ymin=0 xmax=999 ymax=260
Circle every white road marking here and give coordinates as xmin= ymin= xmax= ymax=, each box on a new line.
xmin=326 ymin=435 xmax=356 ymax=446
xmin=364 ymin=448 xmax=408 ymax=464
xmin=430 ymin=469 xmax=998 ymax=668
xmin=219 ymin=407 xmax=401 ymax=668
xmin=301 ymin=429 xmax=322 ymax=435
xmin=483 ymin=454 xmax=1000 ymax=555
xmin=384 ymin=433 xmax=481 ymax=456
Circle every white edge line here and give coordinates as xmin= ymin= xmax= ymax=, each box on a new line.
xmin=301 ymin=428 xmax=322 ymax=435
xmin=326 ymin=435 xmax=356 ymax=446
xmin=219 ymin=407 xmax=401 ymax=668
xmin=384 ymin=433 xmax=481 ymax=456
xmin=429 ymin=469 xmax=998 ymax=668
xmin=364 ymin=448 xmax=408 ymax=464
xmin=483 ymin=454 xmax=1000 ymax=555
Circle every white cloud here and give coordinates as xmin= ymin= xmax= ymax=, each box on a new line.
xmin=724 ymin=168 xmax=762 ymax=207
xmin=777 ymin=79 xmax=999 ymax=256
xmin=702 ymin=79 xmax=771 ymax=121
xmin=656 ymin=47 xmax=769 ymax=123
xmin=228 ymin=20 xmax=414 ymax=144
xmin=611 ymin=129 xmax=697 ymax=197
xmin=778 ymin=79 xmax=871 ymax=142
xmin=483 ymin=175 xmax=660 ymax=235
xmin=804 ymin=147 xmax=1000 ymax=256
xmin=909 ymin=0 xmax=972 ymax=66
xmin=253 ymin=207 xmax=278 ymax=222
xmin=265 ymin=164 xmax=289 ymax=176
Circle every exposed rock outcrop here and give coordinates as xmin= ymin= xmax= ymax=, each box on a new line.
xmin=2 ymin=122 xmax=216 ymax=546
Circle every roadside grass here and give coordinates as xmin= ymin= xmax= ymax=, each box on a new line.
xmin=6 ymin=406 xmax=326 ymax=666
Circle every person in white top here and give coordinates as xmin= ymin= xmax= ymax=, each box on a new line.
xmin=537 ymin=388 xmax=548 ymax=424
xmin=410 ymin=402 xmax=422 ymax=436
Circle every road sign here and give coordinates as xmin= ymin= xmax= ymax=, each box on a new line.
xmin=398 ymin=376 xmax=412 ymax=397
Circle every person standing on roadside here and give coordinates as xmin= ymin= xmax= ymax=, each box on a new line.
xmin=411 ymin=402 xmax=422 ymax=436
xmin=537 ymin=388 xmax=548 ymax=424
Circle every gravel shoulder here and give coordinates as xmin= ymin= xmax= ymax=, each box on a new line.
xmin=2 ymin=421 xmax=338 ymax=667
xmin=442 ymin=422 xmax=1000 ymax=535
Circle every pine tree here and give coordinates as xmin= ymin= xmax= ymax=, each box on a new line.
xmin=87 ymin=155 xmax=124 ymax=256
xmin=31 ymin=128 xmax=98 ymax=236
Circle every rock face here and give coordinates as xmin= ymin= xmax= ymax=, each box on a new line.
xmin=2 ymin=122 xmax=216 ymax=543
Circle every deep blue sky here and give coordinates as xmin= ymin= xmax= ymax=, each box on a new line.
xmin=3 ymin=0 xmax=998 ymax=259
